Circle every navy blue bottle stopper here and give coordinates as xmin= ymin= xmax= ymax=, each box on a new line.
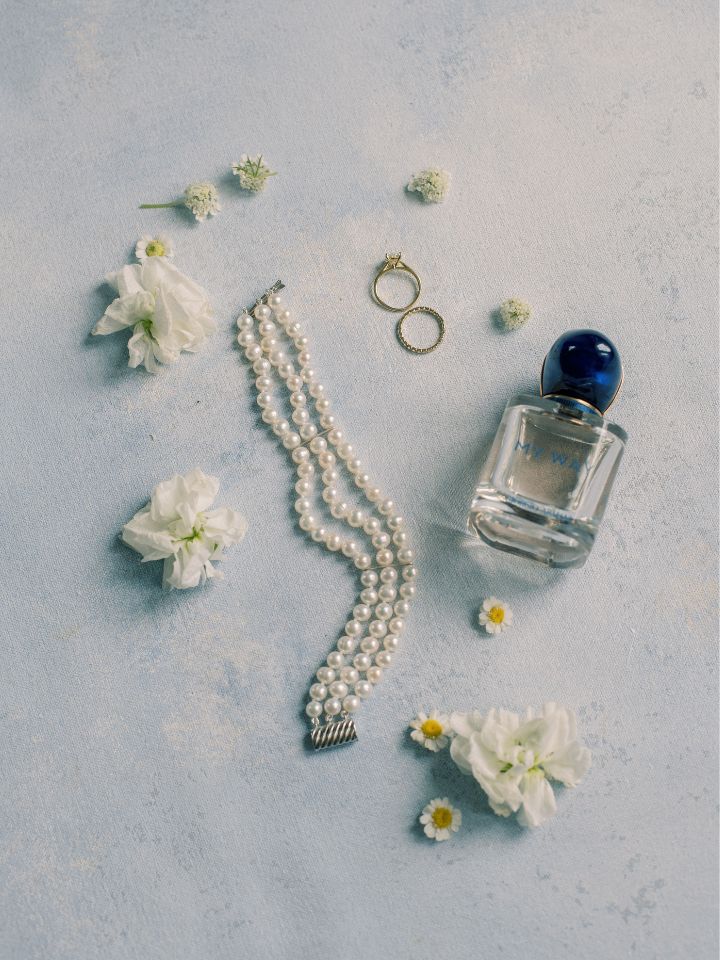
xmin=541 ymin=329 xmax=623 ymax=414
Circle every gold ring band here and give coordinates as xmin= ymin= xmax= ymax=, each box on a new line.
xmin=396 ymin=306 xmax=445 ymax=355
xmin=372 ymin=253 xmax=421 ymax=312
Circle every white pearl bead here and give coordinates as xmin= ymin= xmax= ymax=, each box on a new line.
xmin=353 ymin=604 xmax=371 ymax=621
xmin=337 ymin=636 xmax=357 ymax=654
xmin=388 ymin=617 xmax=405 ymax=634
xmin=287 ymin=322 xmax=303 ymax=337
xmin=299 ymin=424 xmax=317 ymax=441
xmin=282 ymin=433 xmax=301 ymax=449
xmin=309 ymin=381 xmax=324 ymax=399
xmin=378 ymin=584 xmax=397 ymax=602
xmin=318 ymin=451 xmax=336 ymax=468
xmin=355 ymin=680 xmax=372 ymax=699
xmin=260 ymin=336 xmax=278 ymax=352
xmin=295 ymin=479 xmax=312 ymax=495
xmin=306 ymin=700 xmax=323 ymax=718
xmin=363 ymin=517 xmax=381 ymax=536
xmin=299 ymin=514 xmax=318 ymax=532
xmin=375 ymin=602 xmax=393 ymax=620
xmin=295 ymin=497 xmax=312 ymax=515
xmin=361 ymin=570 xmax=379 ymax=587
xmin=353 ymin=653 xmax=371 ymax=672
xmin=309 ymin=683 xmax=327 ymax=700
xmin=286 ymin=374 xmax=303 ymax=391
xmin=277 ymin=308 xmax=291 ymax=323
xmin=355 ymin=473 xmax=371 ymax=489
xmin=289 ymin=390 xmax=306 ymax=406
xmin=354 ymin=554 xmax=372 ymax=570
xmin=320 ymin=413 xmax=336 ymax=429
xmin=278 ymin=362 xmax=295 ymax=379
xmin=342 ymin=540 xmax=359 ymax=558
xmin=348 ymin=509 xmax=365 ymax=528
xmin=237 ymin=330 xmax=255 ymax=346
xmin=322 ymin=486 xmax=339 ymax=503
xmin=394 ymin=600 xmax=410 ymax=616
xmin=273 ymin=419 xmax=291 ymax=436
xmin=316 ymin=666 xmax=336 ymax=684
xmin=379 ymin=499 xmax=394 ymax=515
xmin=298 ymin=350 xmax=311 ymax=366
xmin=237 ymin=313 xmax=253 ymax=329
xmin=383 ymin=635 xmax=400 ymax=651
xmin=402 ymin=566 xmax=418 ymax=581
xmin=372 ymin=533 xmax=390 ymax=549
xmin=309 ymin=437 xmax=327 ymax=454
xmin=375 ymin=650 xmax=393 ymax=669
xmin=253 ymin=358 xmax=271 ymax=374
xmin=366 ymin=486 xmax=382 ymax=502
xmin=261 ymin=409 xmax=280 ymax=424
xmin=327 ymin=651 xmax=344 ymax=669
xmin=397 ymin=548 xmax=414 ymax=564
xmin=367 ymin=666 xmax=383 ymax=684
xmin=325 ymin=533 xmax=342 ymax=551
xmin=400 ymin=583 xmax=416 ymax=599
xmin=376 ymin=549 xmax=394 ymax=567
xmin=311 ymin=526 xmax=327 ymax=542
xmin=327 ymin=428 xmax=343 ymax=445
xmin=245 ymin=344 xmax=262 ymax=361
xmin=268 ymin=293 xmax=284 ymax=309
xmin=345 ymin=620 xmax=362 ymax=636
xmin=342 ymin=695 xmax=360 ymax=713
xmin=347 ymin=458 xmax=362 ymax=474
xmin=256 ymin=391 xmax=273 ymax=408
xmin=296 ymin=462 xmax=315 ymax=478
xmin=254 ymin=303 xmax=272 ymax=320
xmin=295 ymin=336 xmax=309 ymax=349
xmin=255 ymin=375 xmax=272 ymax=390
xmin=369 ymin=620 xmax=388 ymax=638
xmin=292 ymin=409 xmax=310 ymax=425
xmin=337 ymin=442 xmax=354 ymax=460
xmin=292 ymin=447 xmax=310 ymax=464
xmin=321 ymin=469 xmax=339 ymax=485
xmin=258 ymin=319 xmax=276 ymax=336
xmin=329 ymin=680 xmax=348 ymax=699
xmin=330 ymin=502 xmax=348 ymax=519
xmin=360 ymin=588 xmax=379 ymax=605
xmin=388 ymin=515 xmax=404 ymax=530
xmin=360 ymin=637 xmax=380 ymax=654
xmin=340 ymin=667 xmax=360 ymax=684
xmin=393 ymin=530 xmax=409 ymax=546
xmin=381 ymin=568 xmax=398 ymax=583
xmin=324 ymin=698 xmax=342 ymax=716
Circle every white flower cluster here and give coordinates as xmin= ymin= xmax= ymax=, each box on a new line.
xmin=232 ymin=154 xmax=276 ymax=193
xmin=183 ymin=181 xmax=221 ymax=221
xmin=406 ymin=167 xmax=451 ymax=203
xmin=499 ymin=298 xmax=532 ymax=330
xmin=121 ymin=469 xmax=247 ymax=590
xmin=92 ymin=257 xmax=215 ymax=373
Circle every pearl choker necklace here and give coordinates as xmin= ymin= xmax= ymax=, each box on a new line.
xmin=238 ymin=283 xmax=417 ymax=750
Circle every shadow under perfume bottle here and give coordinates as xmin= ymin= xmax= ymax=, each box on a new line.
xmin=469 ymin=330 xmax=627 ymax=568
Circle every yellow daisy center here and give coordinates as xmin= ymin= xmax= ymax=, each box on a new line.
xmin=421 ymin=718 xmax=443 ymax=739
xmin=432 ymin=807 xmax=453 ymax=829
xmin=488 ymin=605 xmax=505 ymax=624
xmin=146 ymin=240 xmax=165 ymax=257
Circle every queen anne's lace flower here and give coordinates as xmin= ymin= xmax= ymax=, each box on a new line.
xmin=121 ymin=469 xmax=247 ymax=589
xmin=135 ymin=234 xmax=174 ymax=260
xmin=407 ymin=168 xmax=451 ymax=203
xmin=409 ymin=710 xmax=453 ymax=751
xmin=419 ymin=798 xmax=462 ymax=841
xmin=183 ymin=182 xmax=221 ymax=221
xmin=232 ymin=154 xmax=276 ymax=192
xmin=499 ymin=298 xmax=532 ymax=330
xmin=91 ymin=257 xmax=215 ymax=373
xmin=478 ymin=597 xmax=513 ymax=635
xmin=450 ymin=703 xmax=592 ymax=828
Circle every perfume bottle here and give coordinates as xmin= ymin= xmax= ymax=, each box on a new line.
xmin=469 ymin=330 xmax=627 ymax=568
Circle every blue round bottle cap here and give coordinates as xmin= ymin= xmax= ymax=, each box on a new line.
xmin=541 ymin=329 xmax=623 ymax=414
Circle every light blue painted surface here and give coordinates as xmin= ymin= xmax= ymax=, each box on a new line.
xmin=0 ymin=1 xmax=717 ymax=957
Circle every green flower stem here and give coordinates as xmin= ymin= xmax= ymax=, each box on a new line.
xmin=139 ymin=201 xmax=184 ymax=209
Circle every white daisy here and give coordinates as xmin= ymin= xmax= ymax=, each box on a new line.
xmin=409 ymin=710 xmax=453 ymax=752
xmin=478 ymin=597 xmax=513 ymax=635
xmin=232 ymin=154 xmax=277 ymax=193
xmin=419 ymin=798 xmax=462 ymax=841
xmin=135 ymin=234 xmax=174 ymax=261
xmin=406 ymin=167 xmax=451 ymax=203
xmin=499 ymin=298 xmax=531 ymax=330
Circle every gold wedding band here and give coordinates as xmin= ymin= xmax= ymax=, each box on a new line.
xmin=396 ymin=306 xmax=445 ymax=355
xmin=372 ymin=253 xmax=421 ymax=312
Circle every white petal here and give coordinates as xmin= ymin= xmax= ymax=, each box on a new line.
xmin=543 ymin=741 xmax=592 ymax=786
xmin=93 ymin=291 xmax=154 ymax=335
xmin=202 ymin=507 xmax=248 ymax=546
xmin=121 ymin=506 xmax=176 ymax=560
xmin=517 ymin=771 xmax=557 ymax=827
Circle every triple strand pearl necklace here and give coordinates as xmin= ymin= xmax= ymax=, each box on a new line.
xmin=237 ymin=283 xmax=417 ymax=750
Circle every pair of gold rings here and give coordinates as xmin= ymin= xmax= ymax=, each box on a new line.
xmin=371 ymin=253 xmax=445 ymax=355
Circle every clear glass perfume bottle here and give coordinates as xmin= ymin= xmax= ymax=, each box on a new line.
xmin=469 ymin=330 xmax=627 ymax=568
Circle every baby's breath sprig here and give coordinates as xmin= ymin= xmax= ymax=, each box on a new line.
xmin=140 ymin=182 xmax=221 ymax=222
xmin=231 ymin=154 xmax=277 ymax=193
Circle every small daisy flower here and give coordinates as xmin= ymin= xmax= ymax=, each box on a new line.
xmin=406 ymin=168 xmax=451 ymax=203
xmin=139 ymin=182 xmax=221 ymax=222
xmin=135 ymin=234 xmax=174 ymax=261
xmin=499 ymin=298 xmax=532 ymax=330
xmin=419 ymin=798 xmax=462 ymax=841
xmin=478 ymin=597 xmax=513 ymax=635
xmin=232 ymin=154 xmax=277 ymax=193
xmin=409 ymin=710 xmax=453 ymax=752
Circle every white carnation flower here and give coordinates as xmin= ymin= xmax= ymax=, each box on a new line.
xmin=135 ymin=234 xmax=174 ymax=260
xmin=450 ymin=703 xmax=592 ymax=828
xmin=92 ymin=257 xmax=215 ymax=373
xmin=409 ymin=710 xmax=453 ymax=752
xmin=121 ymin=469 xmax=248 ymax=590
xmin=419 ymin=798 xmax=462 ymax=841
xmin=232 ymin=154 xmax=276 ymax=192
xmin=406 ymin=167 xmax=451 ymax=203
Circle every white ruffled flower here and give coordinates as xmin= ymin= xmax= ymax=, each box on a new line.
xmin=450 ymin=703 xmax=592 ymax=828
xmin=419 ymin=798 xmax=462 ymax=841
xmin=135 ymin=234 xmax=174 ymax=260
xmin=232 ymin=154 xmax=276 ymax=192
xmin=91 ymin=257 xmax=216 ymax=373
xmin=121 ymin=469 xmax=247 ymax=590
xmin=478 ymin=597 xmax=513 ymax=635
xmin=406 ymin=168 xmax=451 ymax=203
xmin=409 ymin=710 xmax=453 ymax=752
xmin=183 ymin=181 xmax=221 ymax=221
xmin=499 ymin=298 xmax=531 ymax=330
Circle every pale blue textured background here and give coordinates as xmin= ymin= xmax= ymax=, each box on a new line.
xmin=0 ymin=1 xmax=717 ymax=958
